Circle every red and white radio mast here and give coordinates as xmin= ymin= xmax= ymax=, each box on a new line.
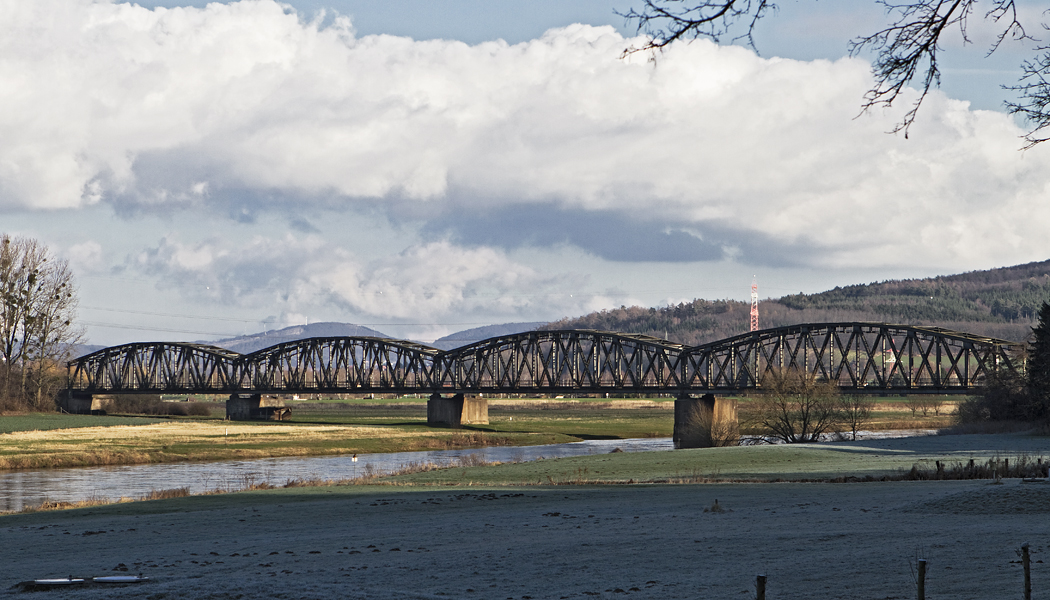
xmin=750 ymin=277 xmax=759 ymax=332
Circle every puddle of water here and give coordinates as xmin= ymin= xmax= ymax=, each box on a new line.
xmin=0 ymin=438 xmax=673 ymax=512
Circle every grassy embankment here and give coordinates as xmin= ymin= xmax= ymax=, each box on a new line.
xmin=385 ymin=432 xmax=1050 ymax=486
xmin=0 ymin=395 xmax=955 ymax=470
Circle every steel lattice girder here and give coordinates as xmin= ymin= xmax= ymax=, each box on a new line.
xmin=678 ymin=322 xmax=1022 ymax=392
xmin=234 ymin=337 xmax=440 ymax=393
xmin=67 ymin=342 xmax=240 ymax=393
xmin=66 ymin=324 xmax=1023 ymax=395
xmin=434 ymin=330 xmax=685 ymax=393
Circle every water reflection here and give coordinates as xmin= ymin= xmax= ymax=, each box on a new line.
xmin=0 ymin=438 xmax=673 ymax=512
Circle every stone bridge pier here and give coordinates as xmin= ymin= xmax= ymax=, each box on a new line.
xmin=226 ymin=394 xmax=291 ymax=421
xmin=427 ymin=393 xmax=489 ymax=427
xmin=673 ymin=393 xmax=739 ymax=449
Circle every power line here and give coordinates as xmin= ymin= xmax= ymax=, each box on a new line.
xmin=82 ymin=306 xmax=264 ymax=323
xmin=80 ymin=321 xmax=242 ymax=337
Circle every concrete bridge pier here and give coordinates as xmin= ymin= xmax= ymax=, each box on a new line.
xmin=427 ymin=393 xmax=488 ymax=427
xmin=673 ymin=393 xmax=739 ymax=449
xmin=226 ymin=394 xmax=290 ymax=421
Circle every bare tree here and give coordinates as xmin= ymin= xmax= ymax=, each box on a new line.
xmin=24 ymin=258 xmax=82 ymax=407
xmin=754 ymin=368 xmax=841 ymax=443
xmin=621 ymin=1 xmax=1046 ymax=144
xmin=0 ymin=236 xmax=43 ymax=400
xmin=838 ymin=395 xmax=876 ymax=440
xmin=0 ymin=235 xmax=83 ymax=409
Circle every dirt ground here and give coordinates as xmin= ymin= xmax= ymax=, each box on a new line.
xmin=3 ymin=477 xmax=1048 ymax=599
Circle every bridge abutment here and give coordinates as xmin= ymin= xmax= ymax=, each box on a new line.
xmin=56 ymin=391 xmax=104 ymax=415
xmin=427 ymin=393 xmax=488 ymax=427
xmin=673 ymin=393 xmax=739 ymax=449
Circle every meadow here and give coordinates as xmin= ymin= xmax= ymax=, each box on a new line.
xmin=0 ymin=413 xmax=167 ymax=434
xmin=2 ymin=398 xmax=1046 ymax=600
xmin=3 ymin=432 xmax=1049 ymax=600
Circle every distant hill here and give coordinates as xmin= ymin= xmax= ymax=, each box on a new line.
xmin=544 ymin=259 xmax=1050 ymax=345
xmin=69 ymin=344 xmax=106 ymax=360
xmin=204 ymin=322 xmax=546 ymax=353
xmin=430 ymin=322 xmax=547 ymax=350
xmin=206 ymin=322 xmax=391 ymax=354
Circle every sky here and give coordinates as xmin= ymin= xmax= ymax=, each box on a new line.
xmin=4 ymin=0 xmax=1050 ymax=346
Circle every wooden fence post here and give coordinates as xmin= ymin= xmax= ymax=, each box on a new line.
xmin=1023 ymin=543 xmax=1031 ymax=600
xmin=917 ymin=559 xmax=926 ymax=600
xmin=756 ymin=574 xmax=766 ymax=600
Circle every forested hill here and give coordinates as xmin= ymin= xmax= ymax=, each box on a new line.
xmin=543 ymin=259 xmax=1050 ymax=346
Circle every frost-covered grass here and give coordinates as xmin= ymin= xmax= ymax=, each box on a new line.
xmin=387 ymin=433 xmax=1050 ymax=485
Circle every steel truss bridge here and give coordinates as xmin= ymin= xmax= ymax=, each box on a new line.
xmin=67 ymin=323 xmax=1023 ymax=396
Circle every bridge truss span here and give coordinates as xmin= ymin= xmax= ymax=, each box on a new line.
xmin=680 ymin=322 xmax=1022 ymax=393
xmin=66 ymin=323 xmax=1024 ymax=395
xmin=436 ymin=330 xmax=686 ymax=393
xmin=67 ymin=342 xmax=241 ymax=394
xmin=236 ymin=337 xmax=441 ymax=393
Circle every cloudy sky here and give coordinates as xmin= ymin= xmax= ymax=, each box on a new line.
xmin=4 ymin=0 xmax=1050 ymax=346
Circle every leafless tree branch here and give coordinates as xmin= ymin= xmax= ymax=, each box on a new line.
xmin=1007 ymin=48 xmax=1050 ymax=149
xmin=623 ymin=1 xmax=1042 ymax=144
xmin=619 ymin=0 xmax=777 ymax=57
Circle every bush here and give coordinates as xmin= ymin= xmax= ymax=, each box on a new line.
xmin=107 ymin=396 xmax=213 ymax=417
xmin=962 ymin=368 xmax=1044 ymax=423
xmin=754 ymin=369 xmax=840 ymax=443
xmin=186 ymin=402 xmax=213 ymax=417
xmin=838 ymin=395 xmax=875 ymax=440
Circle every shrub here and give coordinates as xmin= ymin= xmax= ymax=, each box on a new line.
xmin=107 ymin=396 xmax=212 ymax=417
xmin=754 ymin=369 xmax=840 ymax=443
xmin=838 ymin=395 xmax=875 ymax=440
xmin=141 ymin=487 xmax=191 ymax=500
xmin=961 ymin=368 xmax=1043 ymax=423
xmin=186 ymin=402 xmax=213 ymax=416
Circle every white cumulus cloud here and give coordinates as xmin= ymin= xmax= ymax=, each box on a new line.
xmin=132 ymin=235 xmax=582 ymax=331
xmin=1 ymin=0 xmax=1048 ymax=276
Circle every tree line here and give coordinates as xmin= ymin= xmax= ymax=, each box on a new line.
xmin=960 ymin=301 xmax=1050 ymax=424
xmin=0 ymin=235 xmax=82 ymax=411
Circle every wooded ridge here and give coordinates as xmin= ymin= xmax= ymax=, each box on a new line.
xmin=543 ymin=260 xmax=1050 ymax=346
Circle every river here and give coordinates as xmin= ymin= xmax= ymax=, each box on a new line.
xmin=0 ymin=428 xmax=938 ymax=512
xmin=0 ymin=437 xmax=674 ymax=512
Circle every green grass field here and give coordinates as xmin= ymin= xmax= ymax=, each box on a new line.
xmin=0 ymin=413 xmax=167 ymax=434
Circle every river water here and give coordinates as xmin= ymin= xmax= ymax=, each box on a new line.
xmin=0 ymin=429 xmax=937 ymax=513
xmin=0 ymin=437 xmax=674 ymax=513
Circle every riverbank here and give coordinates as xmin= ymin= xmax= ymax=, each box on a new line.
xmin=388 ymin=431 xmax=1050 ymax=485
xmin=0 ymin=420 xmax=567 ymax=470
